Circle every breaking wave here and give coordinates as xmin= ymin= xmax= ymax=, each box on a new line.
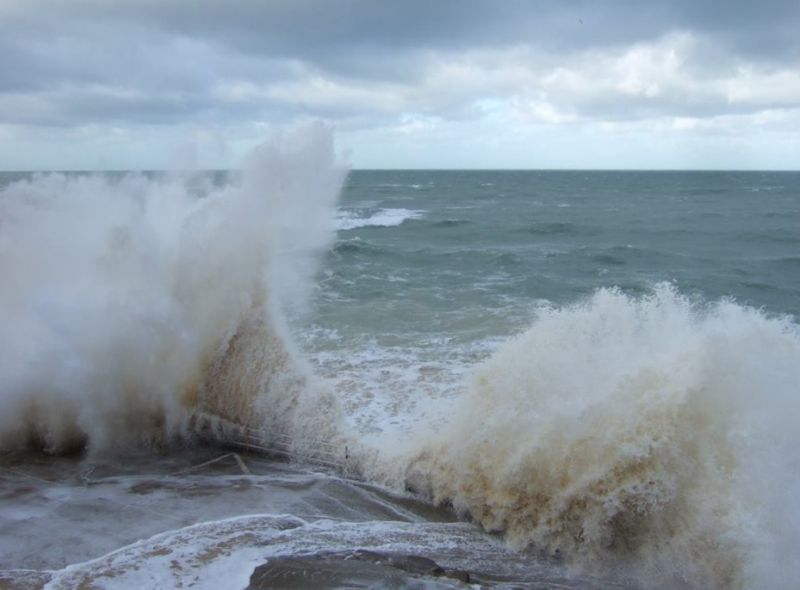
xmin=0 ymin=125 xmax=347 ymax=455
xmin=369 ymin=285 xmax=800 ymax=589
xmin=336 ymin=208 xmax=423 ymax=230
xmin=3 ymin=127 xmax=799 ymax=589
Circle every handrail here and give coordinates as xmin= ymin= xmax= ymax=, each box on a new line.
xmin=189 ymin=411 xmax=355 ymax=474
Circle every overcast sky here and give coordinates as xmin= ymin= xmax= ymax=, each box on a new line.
xmin=1 ymin=0 xmax=799 ymax=170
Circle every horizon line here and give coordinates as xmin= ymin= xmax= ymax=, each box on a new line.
xmin=2 ymin=167 xmax=799 ymax=174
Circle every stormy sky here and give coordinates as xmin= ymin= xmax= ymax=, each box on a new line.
xmin=1 ymin=0 xmax=799 ymax=169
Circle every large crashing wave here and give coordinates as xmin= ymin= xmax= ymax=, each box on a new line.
xmin=373 ymin=285 xmax=800 ymax=589
xmin=0 ymin=125 xmax=346 ymax=454
xmin=4 ymin=135 xmax=800 ymax=589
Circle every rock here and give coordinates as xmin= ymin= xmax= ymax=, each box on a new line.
xmin=444 ymin=569 xmax=471 ymax=583
xmin=247 ymin=550 xmax=473 ymax=589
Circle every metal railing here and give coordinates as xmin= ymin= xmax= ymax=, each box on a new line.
xmin=190 ymin=411 xmax=354 ymax=473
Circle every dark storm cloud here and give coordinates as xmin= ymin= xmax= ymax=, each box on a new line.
xmin=56 ymin=0 xmax=798 ymax=65
xmin=0 ymin=0 xmax=798 ymax=128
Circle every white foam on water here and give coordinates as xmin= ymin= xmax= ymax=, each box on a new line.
xmin=303 ymin=333 xmax=502 ymax=442
xmin=336 ymin=208 xmax=424 ymax=230
xmin=364 ymin=284 xmax=800 ymax=589
xmin=41 ymin=514 xmax=603 ymax=589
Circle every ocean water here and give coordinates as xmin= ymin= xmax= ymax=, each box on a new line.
xmin=1 ymin=130 xmax=799 ymax=589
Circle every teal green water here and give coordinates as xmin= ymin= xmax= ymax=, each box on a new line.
xmin=304 ymin=170 xmax=800 ymax=364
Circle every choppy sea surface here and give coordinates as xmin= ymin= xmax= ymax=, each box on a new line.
xmin=2 ymin=140 xmax=799 ymax=590
xmin=307 ymin=170 xmax=800 ymax=438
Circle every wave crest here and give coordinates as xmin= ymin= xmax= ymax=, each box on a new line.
xmin=393 ymin=285 xmax=800 ymax=588
xmin=0 ymin=125 xmax=346 ymax=454
xmin=336 ymin=208 xmax=423 ymax=230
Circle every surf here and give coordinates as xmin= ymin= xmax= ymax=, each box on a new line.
xmin=3 ymin=132 xmax=799 ymax=589
xmin=371 ymin=284 xmax=800 ymax=588
xmin=0 ymin=124 xmax=347 ymax=456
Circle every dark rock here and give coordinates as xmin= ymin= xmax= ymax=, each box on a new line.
xmin=247 ymin=551 xmax=473 ymax=589
xmin=444 ymin=569 xmax=471 ymax=583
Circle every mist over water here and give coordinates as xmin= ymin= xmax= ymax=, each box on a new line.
xmin=1 ymin=137 xmax=799 ymax=589
xmin=0 ymin=125 xmax=346 ymax=454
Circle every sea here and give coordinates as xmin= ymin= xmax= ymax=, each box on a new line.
xmin=1 ymin=130 xmax=799 ymax=589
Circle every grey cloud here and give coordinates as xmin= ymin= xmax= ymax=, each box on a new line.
xmin=0 ymin=0 xmax=798 ymax=130
xmin=0 ymin=84 xmax=308 ymax=127
xmin=8 ymin=1 xmax=800 ymax=73
xmin=82 ymin=0 xmax=800 ymax=64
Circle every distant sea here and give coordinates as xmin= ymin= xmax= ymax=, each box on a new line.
xmin=2 ymin=166 xmax=799 ymax=589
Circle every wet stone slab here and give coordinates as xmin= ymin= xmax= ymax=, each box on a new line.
xmin=247 ymin=550 xmax=474 ymax=589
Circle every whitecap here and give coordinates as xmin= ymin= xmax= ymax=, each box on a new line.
xmin=336 ymin=208 xmax=424 ymax=230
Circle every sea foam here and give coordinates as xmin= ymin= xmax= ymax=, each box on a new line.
xmin=0 ymin=125 xmax=347 ymax=455
xmin=336 ymin=208 xmax=423 ymax=230
xmin=371 ymin=285 xmax=800 ymax=589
